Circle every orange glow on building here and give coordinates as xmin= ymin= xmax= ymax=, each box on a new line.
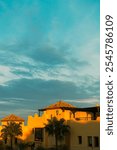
xmin=0 ymin=101 xmax=100 ymax=150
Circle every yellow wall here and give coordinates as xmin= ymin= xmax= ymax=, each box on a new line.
xmin=68 ymin=119 xmax=100 ymax=150
xmin=0 ymin=108 xmax=100 ymax=150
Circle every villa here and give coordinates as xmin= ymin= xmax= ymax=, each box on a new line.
xmin=0 ymin=101 xmax=100 ymax=150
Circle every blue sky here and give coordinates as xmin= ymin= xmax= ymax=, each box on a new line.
xmin=0 ymin=0 xmax=100 ymax=119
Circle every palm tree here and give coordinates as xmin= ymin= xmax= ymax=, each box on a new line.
xmin=45 ymin=117 xmax=70 ymax=150
xmin=1 ymin=121 xmax=23 ymax=150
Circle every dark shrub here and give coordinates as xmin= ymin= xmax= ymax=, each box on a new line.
xmin=35 ymin=146 xmax=45 ymax=150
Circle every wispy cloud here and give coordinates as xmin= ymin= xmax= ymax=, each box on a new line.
xmin=0 ymin=0 xmax=100 ymax=119
xmin=65 ymin=98 xmax=99 ymax=107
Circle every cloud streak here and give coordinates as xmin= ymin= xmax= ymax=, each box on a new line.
xmin=0 ymin=0 xmax=100 ymax=119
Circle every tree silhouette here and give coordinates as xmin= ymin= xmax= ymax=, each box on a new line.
xmin=45 ymin=117 xmax=70 ymax=150
xmin=1 ymin=121 xmax=23 ymax=150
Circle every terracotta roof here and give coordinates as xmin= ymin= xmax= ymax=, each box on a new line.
xmin=42 ymin=100 xmax=76 ymax=110
xmin=1 ymin=114 xmax=24 ymax=122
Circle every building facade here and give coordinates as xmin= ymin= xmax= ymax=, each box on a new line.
xmin=0 ymin=101 xmax=100 ymax=150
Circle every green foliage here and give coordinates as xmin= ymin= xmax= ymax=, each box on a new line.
xmin=58 ymin=144 xmax=69 ymax=150
xmin=5 ymin=145 xmax=12 ymax=150
xmin=45 ymin=117 xmax=70 ymax=150
xmin=18 ymin=142 xmax=29 ymax=150
xmin=0 ymin=140 xmax=5 ymax=150
xmin=1 ymin=121 xmax=23 ymax=150
xmin=35 ymin=146 xmax=45 ymax=150
xmin=17 ymin=141 xmax=35 ymax=150
xmin=27 ymin=141 xmax=35 ymax=147
xmin=45 ymin=145 xmax=69 ymax=150
xmin=1 ymin=121 xmax=23 ymax=139
xmin=45 ymin=117 xmax=70 ymax=140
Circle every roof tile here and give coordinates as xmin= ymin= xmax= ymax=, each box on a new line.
xmin=1 ymin=114 xmax=24 ymax=122
xmin=44 ymin=100 xmax=76 ymax=109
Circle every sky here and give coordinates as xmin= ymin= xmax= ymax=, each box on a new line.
xmin=0 ymin=0 xmax=100 ymax=119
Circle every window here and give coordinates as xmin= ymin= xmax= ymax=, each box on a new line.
xmin=88 ymin=136 xmax=92 ymax=147
xmin=78 ymin=136 xmax=82 ymax=144
xmin=34 ymin=128 xmax=44 ymax=142
xmin=94 ymin=136 xmax=99 ymax=147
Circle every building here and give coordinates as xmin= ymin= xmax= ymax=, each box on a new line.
xmin=0 ymin=101 xmax=100 ymax=150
